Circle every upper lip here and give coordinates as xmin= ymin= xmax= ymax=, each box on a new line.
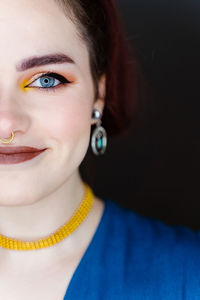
xmin=0 ymin=147 xmax=46 ymax=154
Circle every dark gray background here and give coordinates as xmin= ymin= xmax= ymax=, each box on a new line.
xmin=92 ymin=0 xmax=200 ymax=230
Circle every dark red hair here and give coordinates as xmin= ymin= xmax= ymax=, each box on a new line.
xmin=100 ymin=0 xmax=139 ymax=135
xmin=57 ymin=0 xmax=139 ymax=135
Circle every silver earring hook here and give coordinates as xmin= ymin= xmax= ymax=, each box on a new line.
xmin=92 ymin=109 xmax=102 ymax=126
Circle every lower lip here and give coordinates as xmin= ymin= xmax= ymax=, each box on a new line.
xmin=0 ymin=150 xmax=46 ymax=164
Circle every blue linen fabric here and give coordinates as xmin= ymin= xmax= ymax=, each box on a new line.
xmin=63 ymin=199 xmax=200 ymax=299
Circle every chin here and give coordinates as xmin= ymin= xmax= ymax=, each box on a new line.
xmin=0 ymin=183 xmax=43 ymax=206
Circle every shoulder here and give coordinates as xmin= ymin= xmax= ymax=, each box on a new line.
xmin=100 ymin=199 xmax=200 ymax=299
xmin=103 ymin=198 xmax=200 ymax=246
xmin=103 ymin=198 xmax=198 ymax=246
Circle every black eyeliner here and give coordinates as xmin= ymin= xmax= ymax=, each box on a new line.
xmin=42 ymin=72 xmax=71 ymax=84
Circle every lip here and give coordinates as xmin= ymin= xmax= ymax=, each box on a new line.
xmin=0 ymin=147 xmax=47 ymax=164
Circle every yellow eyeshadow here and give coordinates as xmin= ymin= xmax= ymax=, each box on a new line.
xmin=20 ymin=79 xmax=32 ymax=92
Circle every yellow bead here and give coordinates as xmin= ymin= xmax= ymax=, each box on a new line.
xmin=51 ymin=235 xmax=57 ymax=245
xmin=34 ymin=241 xmax=40 ymax=249
xmin=43 ymin=239 xmax=49 ymax=248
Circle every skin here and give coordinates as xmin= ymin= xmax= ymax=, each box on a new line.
xmin=0 ymin=0 xmax=105 ymax=298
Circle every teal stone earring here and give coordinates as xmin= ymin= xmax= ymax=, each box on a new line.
xmin=91 ymin=109 xmax=107 ymax=155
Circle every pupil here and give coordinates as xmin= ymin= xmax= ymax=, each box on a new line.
xmin=40 ymin=76 xmax=55 ymax=88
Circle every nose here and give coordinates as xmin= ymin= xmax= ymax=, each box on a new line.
xmin=0 ymin=108 xmax=30 ymax=140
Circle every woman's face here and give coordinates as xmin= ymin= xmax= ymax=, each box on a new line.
xmin=0 ymin=0 xmax=104 ymax=205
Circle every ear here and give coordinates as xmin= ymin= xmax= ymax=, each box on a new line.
xmin=91 ymin=74 xmax=106 ymax=125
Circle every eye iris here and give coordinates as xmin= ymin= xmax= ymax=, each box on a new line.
xmin=40 ymin=76 xmax=55 ymax=88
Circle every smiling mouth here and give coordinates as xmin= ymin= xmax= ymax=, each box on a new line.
xmin=0 ymin=147 xmax=47 ymax=164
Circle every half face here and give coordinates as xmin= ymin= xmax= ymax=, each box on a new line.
xmin=0 ymin=0 xmax=104 ymax=205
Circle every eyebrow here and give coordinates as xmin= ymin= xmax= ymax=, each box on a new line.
xmin=16 ymin=54 xmax=75 ymax=72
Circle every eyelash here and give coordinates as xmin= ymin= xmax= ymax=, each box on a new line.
xmin=25 ymin=72 xmax=72 ymax=92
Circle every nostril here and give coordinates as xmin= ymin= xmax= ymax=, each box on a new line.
xmin=0 ymin=115 xmax=16 ymax=138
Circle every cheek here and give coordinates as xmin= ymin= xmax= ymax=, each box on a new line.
xmin=39 ymin=93 xmax=93 ymax=144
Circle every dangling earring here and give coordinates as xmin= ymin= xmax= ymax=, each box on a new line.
xmin=91 ymin=109 xmax=107 ymax=155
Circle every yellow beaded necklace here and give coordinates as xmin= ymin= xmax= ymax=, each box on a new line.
xmin=0 ymin=183 xmax=94 ymax=251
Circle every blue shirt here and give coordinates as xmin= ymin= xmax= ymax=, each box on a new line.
xmin=63 ymin=199 xmax=200 ymax=299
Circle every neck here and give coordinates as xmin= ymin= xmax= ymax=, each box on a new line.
xmin=0 ymin=171 xmax=85 ymax=241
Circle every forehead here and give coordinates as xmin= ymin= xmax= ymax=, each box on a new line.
xmin=0 ymin=0 xmax=88 ymax=68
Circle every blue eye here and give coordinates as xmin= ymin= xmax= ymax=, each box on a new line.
xmin=27 ymin=72 xmax=70 ymax=89
xmin=39 ymin=76 xmax=56 ymax=88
